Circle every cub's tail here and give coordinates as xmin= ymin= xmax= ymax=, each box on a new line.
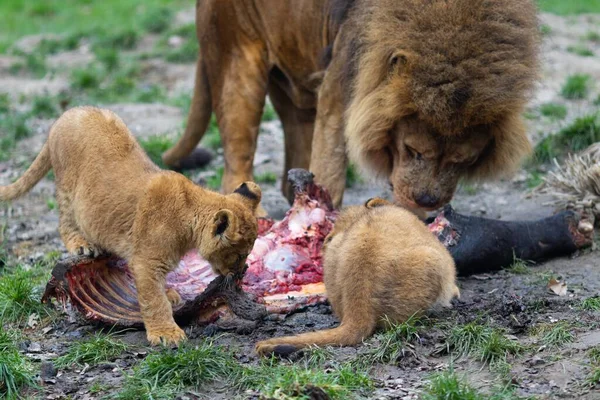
xmin=0 ymin=143 xmax=51 ymax=201
xmin=255 ymin=319 xmax=376 ymax=357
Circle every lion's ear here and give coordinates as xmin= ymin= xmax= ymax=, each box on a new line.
xmin=231 ymin=182 xmax=262 ymax=212
xmin=212 ymin=209 xmax=236 ymax=239
xmin=364 ymin=198 xmax=392 ymax=209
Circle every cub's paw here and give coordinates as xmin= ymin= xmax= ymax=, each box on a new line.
xmin=146 ymin=325 xmax=187 ymax=346
xmin=255 ymin=340 xmax=298 ymax=357
xmin=165 ymin=288 xmax=182 ymax=306
xmin=66 ymin=237 xmax=102 ymax=258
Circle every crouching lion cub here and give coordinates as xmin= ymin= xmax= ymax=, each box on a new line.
xmin=255 ymin=198 xmax=459 ymax=356
xmin=0 ymin=106 xmax=261 ymax=346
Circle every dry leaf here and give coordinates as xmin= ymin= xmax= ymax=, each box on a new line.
xmin=27 ymin=313 xmax=39 ymax=328
xmin=547 ymin=278 xmax=567 ymax=296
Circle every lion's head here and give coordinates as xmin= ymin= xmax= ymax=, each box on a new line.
xmin=334 ymin=0 xmax=539 ymax=210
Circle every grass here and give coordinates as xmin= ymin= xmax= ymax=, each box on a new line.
xmin=116 ymin=340 xmax=373 ymax=400
xmin=54 ymin=331 xmax=130 ymax=368
xmin=346 ymin=163 xmax=362 ymax=188
xmin=0 ymin=0 xmax=191 ymax=54
xmin=31 ymin=94 xmax=59 ymax=119
xmin=139 ymin=135 xmax=174 ymax=168
xmin=356 ymin=315 xmax=423 ymax=366
xmin=538 ymin=0 xmax=600 ymax=15
xmin=446 ymin=322 xmax=522 ymax=369
xmin=156 ymin=24 xmax=198 ymax=64
xmin=539 ymin=103 xmax=567 ymax=121
xmin=201 ymin=115 xmax=222 ymax=150
xmin=532 ymin=322 xmax=574 ymax=348
xmin=254 ymin=172 xmax=277 ymax=184
xmin=0 ymin=328 xmax=37 ymax=399
xmin=206 ymin=166 xmax=224 ymax=191
xmin=540 ymin=24 xmax=552 ymax=36
xmin=506 ymin=257 xmax=531 ymax=275
xmin=560 ymin=74 xmax=591 ymax=100
xmin=586 ymin=32 xmax=600 ymax=42
xmin=533 ymin=114 xmax=600 ymax=164
xmin=567 ymin=45 xmax=594 ymax=57
xmin=8 ymin=52 xmax=47 ymax=78
xmin=421 ymin=369 xmax=481 ymax=400
xmin=526 ymin=171 xmax=544 ymax=189
xmin=580 ymin=296 xmax=600 ymax=311
xmin=0 ymin=267 xmax=52 ymax=324
xmin=140 ymin=7 xmax=173 ymax=34
xmin=262 ymin=103 xmax=278 ymax=122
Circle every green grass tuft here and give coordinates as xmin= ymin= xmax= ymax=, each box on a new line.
xmin=0 ymin=268 xmax=51 ymax=324
xmin=567 ymin=45 xmax=594 ymax=57
xmin=540 ymin=24 xmax=552 ymax=36
xmin=561 ymin=74 xmax=591 ymax=100
xmin=141 ymin=7 xmax=173 ymax=34
xmin=357 ymin=315 xmax=423 ymax=365
xmin=206 ymin=166 xmax=224 ymax=191
xmin=538 ymin=0 xmax=600 ymax=15
xmin=94 ymin=48 xmax=120 ymax=71
xmin=70 ymin=66 xmax=105 ymax=90
xmin=533 ymin=114 xmax=600 ymax=164
xmin=533 ymin=322 xmax=574 ymax=348
xmin=539 ymin=103 xmax=567 ymax=121
xmin=9 ymin=53 xmax=47 ymax=78
xmin=201 ymin=115 xmax=222 ymax=150
xmin=506 ymin=257 xmax=531 ymax=275
xmin=0 ymin=328 xmax=37 ymax=399
xmin=421 ymin=369 xmax=481 ymax=400
xmin=31 ymin=94 xmax=59 ymax=119
xmin=446 ymin=322 xmax=522 ymax=367
xmin=345 ymin=163 xmax=362 ymax=188
xmin=579 ymin=296 xmax=600 ymax=312
xmin=254 ymin=172 xmax=277 ymax=184
xmin=139 ymin=135 xmax=174 ymax=168
xmin=586 ymin=31 xmax=600 ymax=42
xmin=526 ymin=171 xmax=544 ymax=189
xmin=55 ymin=331 xmax=129 ymax=368
xmin=261 ymin=103 xmax=278 ymax=122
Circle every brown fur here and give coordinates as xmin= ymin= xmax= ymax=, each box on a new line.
xmin=162 ymin=0 xmax=539 ymax=213
xmin=0 ymin=107 xmax=261 ymax=346
xmin=255 ymin=198 xmax=460 ymax=355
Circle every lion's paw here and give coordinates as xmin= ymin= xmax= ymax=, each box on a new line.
xmin=66 ymin=237 xmax=102 ymax=258
xmin=166 ymin=288 xmax=182 ymax=306
xmin=146 ymin=325 xmax=187 ymax=346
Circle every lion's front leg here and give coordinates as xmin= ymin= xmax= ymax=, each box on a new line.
xmin=130 ymin=257 xmax=186 ymax=346
xmin=309 ymin=70 xmax=347 ymax=208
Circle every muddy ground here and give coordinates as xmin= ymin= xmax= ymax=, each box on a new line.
xmin=2 ymin=9 xmax=600 ymax=400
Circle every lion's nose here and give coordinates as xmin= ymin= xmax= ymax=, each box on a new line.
xmin=414 ymin=193 xmax=439 ymax=208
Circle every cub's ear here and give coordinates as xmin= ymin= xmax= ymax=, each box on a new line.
xmin=364 ymin=198 xmax=392 ymax=209
xmin=232 ymin=182 xmax=262 ymax=211
xmin=213 ymin=209 xmax=236 ymax=238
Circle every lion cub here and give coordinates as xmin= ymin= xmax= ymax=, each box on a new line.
xmin=255 ymin=198 xmax=459 ymax=355
xmin=0 ymin=106 xmax=261 ymax=346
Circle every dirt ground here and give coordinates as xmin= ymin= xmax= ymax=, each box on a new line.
xmin=2 ymin=9 xmax=600 ymax=400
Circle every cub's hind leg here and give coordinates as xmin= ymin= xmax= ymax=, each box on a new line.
xmin=56 ymin=190 xmax=102 ymax=257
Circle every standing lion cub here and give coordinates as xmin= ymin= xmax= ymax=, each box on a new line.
xmin=255 ymin=198 xmax=459 ymax=356
xmin=0 ymin=106 xmax=261 ymax=346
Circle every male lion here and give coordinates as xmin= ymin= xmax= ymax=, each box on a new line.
xmin=162 ymin=0 xmax=539 ymax=214
xmin=0 ymin=107 xmax=261 ymax=346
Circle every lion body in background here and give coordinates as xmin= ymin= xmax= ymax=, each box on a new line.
xmin=162 ymin=0 xmax=539 ymax=214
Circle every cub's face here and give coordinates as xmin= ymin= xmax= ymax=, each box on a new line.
xmin=388 ymin=116 xmax=493 ymax=210
xmin=206 ymin=222 xmax=257 ymax=277
xmin=201 ymin=182 xmax=261 ymax=277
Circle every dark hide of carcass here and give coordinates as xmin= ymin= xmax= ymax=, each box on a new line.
xmin=42 ymin=169 xmax=594 ymax=328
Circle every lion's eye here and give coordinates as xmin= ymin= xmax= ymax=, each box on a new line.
xmin=405 ymin=145 xmax=423 ymax=161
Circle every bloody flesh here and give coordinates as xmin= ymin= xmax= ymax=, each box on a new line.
xmin=42 ymin=169 xmax=594 ymax=327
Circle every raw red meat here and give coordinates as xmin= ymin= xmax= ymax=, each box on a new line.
xmin=42 ymin=169 xmax=594 ymax=327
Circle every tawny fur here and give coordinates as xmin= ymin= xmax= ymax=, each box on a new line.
xmin=0 ymin=107 xmax=261 ymax=346
xmin=162 ymin=0 xmax=539 ymax=213
xmin=255 ymin=198 xmax=460 ymax=355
